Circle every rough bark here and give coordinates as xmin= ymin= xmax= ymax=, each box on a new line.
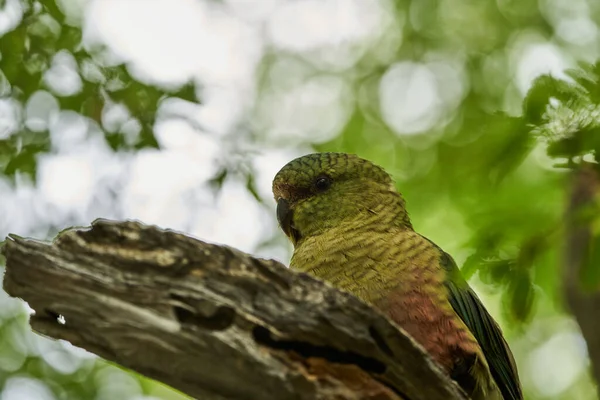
xmin=2 ymin=219 xmax=465 ymax=400
xmin=564 ymin=164 xmax=600 ymax=392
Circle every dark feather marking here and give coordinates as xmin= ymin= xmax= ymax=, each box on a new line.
xmin=450 ymin=351 xmax=478 ymax=397
xmin=402 ymin=240 xmax=421 ymax=256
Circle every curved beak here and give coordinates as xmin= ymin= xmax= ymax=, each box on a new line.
xmin=276 ymin=198 xmax=293 ymax=238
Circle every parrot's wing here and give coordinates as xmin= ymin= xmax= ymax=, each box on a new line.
xmin=441 ymin=252 xmax=523 ymax=400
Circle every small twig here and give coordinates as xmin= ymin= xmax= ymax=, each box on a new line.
xmin=564 ymin=163 xmax=600 ymax=393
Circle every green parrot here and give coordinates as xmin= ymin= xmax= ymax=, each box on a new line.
xmin=272 ymin=152 xmax=522 ymax=400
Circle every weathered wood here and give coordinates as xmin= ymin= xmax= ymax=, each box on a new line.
xmin=2 ymin=219 xmax=465 ymax=400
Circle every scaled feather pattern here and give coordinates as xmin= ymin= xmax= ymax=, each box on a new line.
xmin=272 ymin=152 xmax=523 ymax=400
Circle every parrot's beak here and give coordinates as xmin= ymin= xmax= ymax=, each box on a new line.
xmin=277 ymin=198 xmax=293 ymax=237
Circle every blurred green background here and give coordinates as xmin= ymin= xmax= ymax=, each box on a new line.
xmin=1 ymin=0 xmax=600 ymax=398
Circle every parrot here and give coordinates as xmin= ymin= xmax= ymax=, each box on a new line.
xmin=272 ymin=152 xmax=523 ymax=400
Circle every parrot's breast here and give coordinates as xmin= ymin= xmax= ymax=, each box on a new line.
xmin=290 ymin=225 xmax=484 ymax=374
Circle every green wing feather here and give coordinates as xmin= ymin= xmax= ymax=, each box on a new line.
xmin=441 ymin=252 xmax=523 ymax=400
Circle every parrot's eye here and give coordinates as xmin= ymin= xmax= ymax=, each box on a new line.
xmin=314 ymin=176 xmax=331 ymax=192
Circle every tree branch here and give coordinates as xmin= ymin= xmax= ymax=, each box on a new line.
xmin=564 ymin=164 xmax=600 ymax=392
xmin=2 ymin=219 xmax=465 ymax=400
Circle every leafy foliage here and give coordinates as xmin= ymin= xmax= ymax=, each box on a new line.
xmin=528 ymin=64 xmax=600 ymax=163
xmin=1 ymin=0 xmax=600 ymax=399
xmin=0 ymin=0 xmax=201 ymax=181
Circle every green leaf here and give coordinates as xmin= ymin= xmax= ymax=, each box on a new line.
xmin=208 ymin=168 xmax=228 ymax=191
xmin=245 ymin=172 xmax=264 ymax=204
xmin=508 ymin=270 xmax=535 ymax=323
xmin=523 ymin=74 xmax=587 ymax=125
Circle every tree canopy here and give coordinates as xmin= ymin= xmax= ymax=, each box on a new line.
xmin=1 ymin=0 xmax=600 ymax=399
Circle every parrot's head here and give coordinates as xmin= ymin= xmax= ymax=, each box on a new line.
xmin=272 ymin=152 xmax=410 ymax=246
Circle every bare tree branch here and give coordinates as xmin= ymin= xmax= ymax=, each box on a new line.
xmin=2 ymin=219 xmax=465 ymax=400
xmin=564 ymin=164 xmax=600 ymax=392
